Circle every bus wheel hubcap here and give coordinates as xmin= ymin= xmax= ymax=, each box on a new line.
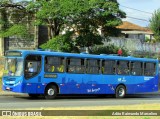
xmin=48 ymin=88 xmax=54 ymax=96
xmin=119 ymin=88 xmax=125 ymax=96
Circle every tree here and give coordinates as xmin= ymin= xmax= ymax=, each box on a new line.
xmin=149 ymin=9 xmax=160 ymax=42
xmin=0 ymin=0 xmax=33 ymax=40
xmin=40 ymin=31 xmax=79 ymax=52
xmin=72 ymin=0 xmax=126 ymax=51
xmin=28 ymin=0 xmax=75 ymax=39
xmin=36 ymin=0 xmax=125 ymax=52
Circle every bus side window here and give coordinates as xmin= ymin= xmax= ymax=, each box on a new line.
xmin=144 ymin=62 xmax=156 ymax=76
xmin=131 ymin=62 xmax=143 ymax=76
xmin=116 ymin=61 xmax=129 ymax=75
xmin=102 ymin=60 xmax=115 ymax=75
xmin=24 ymin=55 xmax=41 ymax=79
xmin=45 ymin=56 xmax=65 ymax=73
xmin=67 ymin=58 xmax=85 ymax=74
xmin=86 ymin=59 xmax=100 ymax=74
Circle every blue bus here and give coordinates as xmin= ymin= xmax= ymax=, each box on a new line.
xmin=2 ymin=50 xmax=159 ymax=99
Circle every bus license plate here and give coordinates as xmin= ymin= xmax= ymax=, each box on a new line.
xmin=6 ymin=87 xmax=10 ymax=90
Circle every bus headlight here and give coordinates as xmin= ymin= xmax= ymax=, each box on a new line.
xmin=13 ymin=81 xmax=21 ymax=87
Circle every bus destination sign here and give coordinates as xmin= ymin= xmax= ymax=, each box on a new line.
xmin=6 ymin=51 xmax=22 ymax=57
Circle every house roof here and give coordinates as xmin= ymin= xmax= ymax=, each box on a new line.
xmin=117 ymin=21 xmax=153 ymax=35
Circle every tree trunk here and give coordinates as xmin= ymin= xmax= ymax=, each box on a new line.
xmin=47 ymin=19 xmax=61 ymax=39
xmin=48 ymin=26 xmax=52 ymax=40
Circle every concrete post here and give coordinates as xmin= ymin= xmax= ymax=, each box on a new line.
xmin=0 ymin=12 xmax=4 ymax=56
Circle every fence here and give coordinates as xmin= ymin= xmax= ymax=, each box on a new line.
xmin=104 ymin=37 xmax=160 ymax=54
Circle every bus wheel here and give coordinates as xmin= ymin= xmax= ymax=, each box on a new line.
xmin=28 ymin=94 xmax=40 ymax=98
xmin=115 ymin=85 xmax=126 ymax=98
xmin=45 ymin=85 xmax=57 ymax=99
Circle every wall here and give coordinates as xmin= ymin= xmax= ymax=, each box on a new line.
xmin=5 ymin=37 xmax=35 ymax=51
xmin=105 ymin=37 xmax=160 ymax=53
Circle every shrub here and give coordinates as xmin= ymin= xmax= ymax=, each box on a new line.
xmin=91 ymin=44 xmax=128 ymax=56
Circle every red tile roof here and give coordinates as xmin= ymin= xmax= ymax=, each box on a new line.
xmin=117 ymin=21 xmax=152 ymax=33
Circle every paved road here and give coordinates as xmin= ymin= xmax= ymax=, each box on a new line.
xmin=0 ymin=94 xmax=160 ymax=109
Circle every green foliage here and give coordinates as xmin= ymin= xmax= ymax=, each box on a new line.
xmin=0 ymin=0 xmax=33 ymax=40
xmin=28 ymin=0 xmax=125 ymax=49
xmin=27 ymin=0 xmax=81 ymax=38
xmin=0 ymin=0 xmax=10 ymax=4
xmin=149 ymin=9 xmax=160 ymax=42
xmin=0 ymin=24 xmax=33 ymax=40
xmin=70 ymin=0 xmax=126 ymax=48
xmin=145 ymin=37 xmax=157 ymax=43
xmin=132 ymin=51 xmax=159 ymax=59
xmin=91 ymin=45 xmax=128 ymax=56
xmin=91 ymin=0 xmax=126 ymax=37
xmin=145 ymin=36 xmax=150 ymax=43
xmin=40 ymin=32 xmax=79 ymax=53
xmin=75 ymin=32 xmax=103 ymax=47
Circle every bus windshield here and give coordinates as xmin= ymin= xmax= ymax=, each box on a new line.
xmin=4 ymin=58 xmax=23 ymax=76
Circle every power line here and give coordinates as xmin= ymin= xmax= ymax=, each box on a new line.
xmin=120 ymin=5 xmax=152 ymax=15
xmin=126 ymin=16 xmax=150 ymax=22
xmin=119 ymin=5 xmax=151 ymax=22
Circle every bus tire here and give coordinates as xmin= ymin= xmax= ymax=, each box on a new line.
xmin=28 ymin=94 xmax=40 ymax=98
xmin=115 ymin=85 xmax=126 ymax=98
xmin=45 ymin=85 xmax=57 ymax=99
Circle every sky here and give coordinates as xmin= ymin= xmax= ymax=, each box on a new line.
xmin=117 ymin=0 xmax=160 ymax=27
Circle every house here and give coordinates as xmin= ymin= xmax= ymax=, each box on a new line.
xmin=104 ymin=21 xmax=159 ymax=55
xmin=116 ymin=21 xmax=153 ymax=41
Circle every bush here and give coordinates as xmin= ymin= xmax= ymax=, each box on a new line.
xmin=91 ymin=44 xmax=128 ymax=56
xmin=40 ymin=32 xmax=79 ymax=53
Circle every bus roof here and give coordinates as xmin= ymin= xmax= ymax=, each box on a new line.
xmin=6 ymin=50 xmax=158 ymax=62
